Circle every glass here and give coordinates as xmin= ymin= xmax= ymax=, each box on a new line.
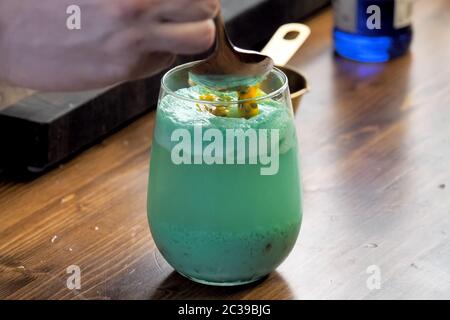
xmin=147 ymin=61 xmax=303 ymax=286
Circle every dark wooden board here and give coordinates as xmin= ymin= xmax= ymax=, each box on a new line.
xmin=0 ymin=79 xmax=160 ymax=172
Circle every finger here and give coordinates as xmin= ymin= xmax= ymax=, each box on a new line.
xmin=155 ymin=0 xmax=220 ymax=23
xmin=128 ymin=52 xmax=176 ymax=80
xmin=148 ymin=20 xmax=216 ymax=55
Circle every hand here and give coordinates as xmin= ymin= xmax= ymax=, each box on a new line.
xmin=0 ymin=0 xmax=219 ymax=91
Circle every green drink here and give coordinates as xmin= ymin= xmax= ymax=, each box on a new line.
xmin=148 ymin=63 xmax=302 ymax=286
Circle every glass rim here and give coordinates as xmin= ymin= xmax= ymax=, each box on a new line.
xmin=161 ymin=61 xmax=289 ymax=106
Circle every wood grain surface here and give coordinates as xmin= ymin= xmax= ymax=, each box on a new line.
xmin=1 ymin=0 xmax=450 ymax=299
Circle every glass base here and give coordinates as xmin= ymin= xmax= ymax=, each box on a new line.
xmin=178 ymin=271 xmax=268 ymax=287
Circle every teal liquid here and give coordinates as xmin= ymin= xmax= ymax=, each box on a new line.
xmin=148 ymin=88 xmax=302 ymax=285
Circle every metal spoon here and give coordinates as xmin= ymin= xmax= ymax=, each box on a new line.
xmin=189 ymin=13 xmax=274 ymax=90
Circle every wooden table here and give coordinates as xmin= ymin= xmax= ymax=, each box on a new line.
xmin=1 ymin=0 xmax=450 ymax=300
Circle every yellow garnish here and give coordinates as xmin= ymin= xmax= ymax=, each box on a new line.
xmin=210 ymin=106 xmax=229 ymax=117
xmin=198 ymin=94 xmax=229 ymax=117
xmin=199 ymin=94 xmax=217 ymax=102
xmin=255 ymin=88 xmax=266 ymax=98
xmin=238 ymin=86 xmax=259 ymax=100
xmin=238 ymin=85 xmax=260 ymax=119
xmin=197 ymin=85 xmax=264 ymax=119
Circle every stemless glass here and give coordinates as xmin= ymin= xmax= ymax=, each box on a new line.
xmin=147 ymin=61 xmax=302 ymax=286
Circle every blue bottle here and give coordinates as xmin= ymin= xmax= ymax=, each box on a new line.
xmin=333 ymin=0 xmax=413 ymax=62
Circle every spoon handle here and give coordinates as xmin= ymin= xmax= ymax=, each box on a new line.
xmin=261 ymin=23 xmax=311 ymax=67
xmin=213 ymin=12 xmax=234 ymax=54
